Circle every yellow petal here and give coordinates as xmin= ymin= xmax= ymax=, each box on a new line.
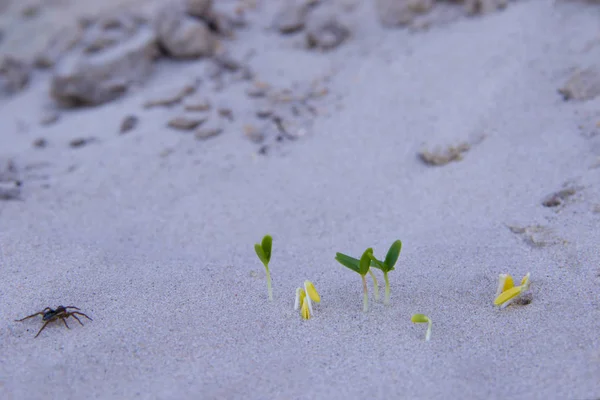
xmin=494 ymin=285 xmax=522 ymax=305
xmin=294 ymin=288 xmax=306 ymax=310
xmin=301 ymin=297 xmax=311 ymax=320
xmin=304 ymin=280 xmax=320 ymax=303
xmin=520 ymin=272 xmax=531 ymax=287
xmin=495 ymin=274 xmax=514 ymax=298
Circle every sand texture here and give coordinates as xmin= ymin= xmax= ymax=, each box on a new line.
xmin=1 ymin=0 xmax=600 ymax=399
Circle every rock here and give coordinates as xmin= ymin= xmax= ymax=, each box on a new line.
xmin=0 ymin=180 xmax=21 ymax=200
xmin=34 ymin=25 xmax=83 ymax=69
xmin=218 ymin=107 xmax=234 ymax=121
xmin=0 ymin=57 xmax=30 ymax=96
xmin=419 ymin=142 xmax=470 ymax=166
xmin=542 ymin=187 xmax=577 ymax=208
xmin=168 ymin=115 xmax=207 ymax=130
xmin=245 ymin=81 xmax=270 ymax=97
xmin=195 ymin=123 xmax=223 ymax=140
xmin=273 ymin=0 xmax=311 ymax=33
xmin=558 ymin=67 xmax=600 ymax=101
xmin=50 ymin=25 xmax=158 ymax=107
xmin=305 ymin=13 xmax=350 ymax=50
xmin=143 ymin=83 xmax=196 ymax=108
xmin=256 ymin=107 xmax=273 ymax=119
xmin=33 ymin=138 xmax=48 ymax=148
xmin=69 ymin=137 xmax=97 ymax=148
xmin=155 ymin=5 xmax=216 ymax=59
xmin=185 ymin=0 xmax=213 ymax=18
xmin=244 ymin=124 xmax=265 ymax=143
xmin=120 ymin=115 xmax=138 ymax=134
xmin=463 ymin=0 xmax=507 ymax=15
xmin=184 ymin=95 xmax=211 ymax=111
xmin=40 ymin=111 xmax=60 ymax=126
xmin=374 ymin=0 xmax=434 ymax=27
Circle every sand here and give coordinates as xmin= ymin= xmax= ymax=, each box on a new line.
xmin=1 ymin=0 xmax=600 ymax=399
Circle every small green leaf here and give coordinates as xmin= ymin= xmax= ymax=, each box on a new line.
xmin=384 ymin=240 xmax=402 ymax=271
xmin=255 ymin=243 xmax=268 ymax=268
xmin=411 ymin=314 xmax=429 ymax=324
xmin=261 ymin=235 xmax=272 ymax=263
xmin=335 ymin=252 xmax=361 ymax=274
xmin=368 ymin=253 xmax=386 ymax=272
xmin=359 ymin=248 xmax=373 ymax=276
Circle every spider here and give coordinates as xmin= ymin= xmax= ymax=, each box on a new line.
xmin=15 ymin=306 xmax=92 ymax=338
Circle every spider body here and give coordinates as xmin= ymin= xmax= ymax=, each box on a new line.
xmin=15 ymin=306 xmax=92 ymax=338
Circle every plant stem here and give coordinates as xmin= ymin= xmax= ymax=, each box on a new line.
xmin=266 ymin=267 xmax=273 ymax=301
xmin=384 ymin=272 xmax=390 ymax=305
xmin=368 ymin=269 xmax=380 ymax=301
xmin=362 ymin=275 xmax=368 ymax=312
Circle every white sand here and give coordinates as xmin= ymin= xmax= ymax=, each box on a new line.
xmin=1 ymin=0 xmax=600 ymax=399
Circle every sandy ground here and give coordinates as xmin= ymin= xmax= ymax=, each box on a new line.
xmin=1 ymin=0 xmax=600 ymax=399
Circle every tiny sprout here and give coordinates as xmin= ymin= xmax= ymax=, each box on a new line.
xmin=411 ymin=314 xmax=432 ymax=341
xmin=494 ymin=272 xmax=531 ymax=309
xmin=294 ymin=280 xmax=321 ymax=320
xmin=369 ymin=240 xmax=402 ymax=305
xmin=335 ymin=248 xmax=373 ymax=312
xmin=254 ymin=234 xmax=273 ymax=300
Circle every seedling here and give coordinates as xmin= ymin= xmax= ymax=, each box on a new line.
xmin=411 ymin=314 xmax=432 ymax=341
xmin=294 ymin=280 xmax=321 ymax=320
xmin=368 ymin=240 xmax=402 ymax=305
xmin=335 ymin=248 xmax=374 ymax=312
xmin=494 ymin=272 xmax=531 ymax=308
xmin=254 ymin=234 xmax=273 ymax=300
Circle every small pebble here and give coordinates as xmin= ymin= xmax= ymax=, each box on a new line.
xmin=168 ymin=116 xmax=207 ymax=131
xmin=119 ymin=115 xmax=138 ymax=134
xmin=33 ymin=138 xmax=47 ymax=148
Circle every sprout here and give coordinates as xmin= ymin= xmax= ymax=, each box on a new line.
xmin=411 ymin=314 xmax=432 ymax=341
xmin=254 ymin=234 xmax=273 ymax=300
xmin=494 ymin=272 xmax=531 ymax=309
xmin=368 ymin=240 xmax=402 ymax=305
xmin=294 ymin=280 xmax=321 ymax=320
xmin=335 ymin=248 xmax=374 ymax=312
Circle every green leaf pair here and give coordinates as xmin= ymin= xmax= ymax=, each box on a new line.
xmin=254 ymin=235 xmax=273 ymax=300
xmin=335 ymin=240 xmax=402 ymax=311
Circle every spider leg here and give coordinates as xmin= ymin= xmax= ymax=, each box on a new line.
xmin=15 ymin=312 xmax=44 ymax=322
xmin=70 ymin=314 xmax=84 ymax=326
xmin=72 ymin=312 xmax=92 ymax=321
xmin=61 ymin=317 xmax=70 ymax=329
xmin=64 ymin=306 xmax=81 ymax=311
xmin=34 ymin=320 xmax=52 ymax=338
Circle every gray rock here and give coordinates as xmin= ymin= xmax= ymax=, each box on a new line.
xmin=155 ymin=6 xmax=216 ymax=59
xmin=0 ymin=57 xmax=30 ymax=96
xmin=120 ymin=115 xmax=139 ymax=134
xmin=195 ymin=121 xmax=222 ymax=140
xmin=273 ymin=0 xmax=311 ymax=34
xmin=374 ymin=0 xmax=434 ymax=27
xmin=35 ymin=25 xmax=83 ymax=68
xmin=558 ymin=67 xmax=600 ymax=102
xmin=50 ymin=26 xmax=158 ymax=106
xmin=168 ymin=115 xmax=207 ymax=130
xmin=306 ymin=13 xmax=350 ymax=50
xmin=185 ymin=0 xmax=213 ymax=18
xmin=463 ymin=0 xmax=507 ymax=15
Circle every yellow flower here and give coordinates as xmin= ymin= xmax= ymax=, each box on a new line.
xmin=294 ymin=281 xmax=320 ymax=320
xmin=494 ymin=272 xmax=531 ymax=308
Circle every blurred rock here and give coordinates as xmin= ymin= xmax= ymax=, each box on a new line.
xmin=463 ymin=0 xmax=507 ymax=15
xmin=50 ymin=21 xmax=158 ymax=107
xmin=374 ymin=0 xmax=434 ymax=27
xmin=558 ymin=67 xmax=600 ymax=101
xmin=155 ymin=5 xmax=216 ymax=58
xmin=273 ymin=0 xmax=311 ymax=33
xmin=35 ymin=26 xmax=83 ymax=69
xmin=306 ymin=12 xmax=350 ymax=50
xmin=0 ymin=56 xmax=30 ymax=96
xmin=185 ymin=0 xmax=213 ymax=18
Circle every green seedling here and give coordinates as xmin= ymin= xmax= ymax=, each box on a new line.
xmin=335 ymin=248 xmax=374 ymax=312
xmin=411 ymin=314 xmax=432 ymax=341
xmin=254 ymin=234 xmax=273 ymax=300
xmin=368 ymin=240 xmax=402 ymax=305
